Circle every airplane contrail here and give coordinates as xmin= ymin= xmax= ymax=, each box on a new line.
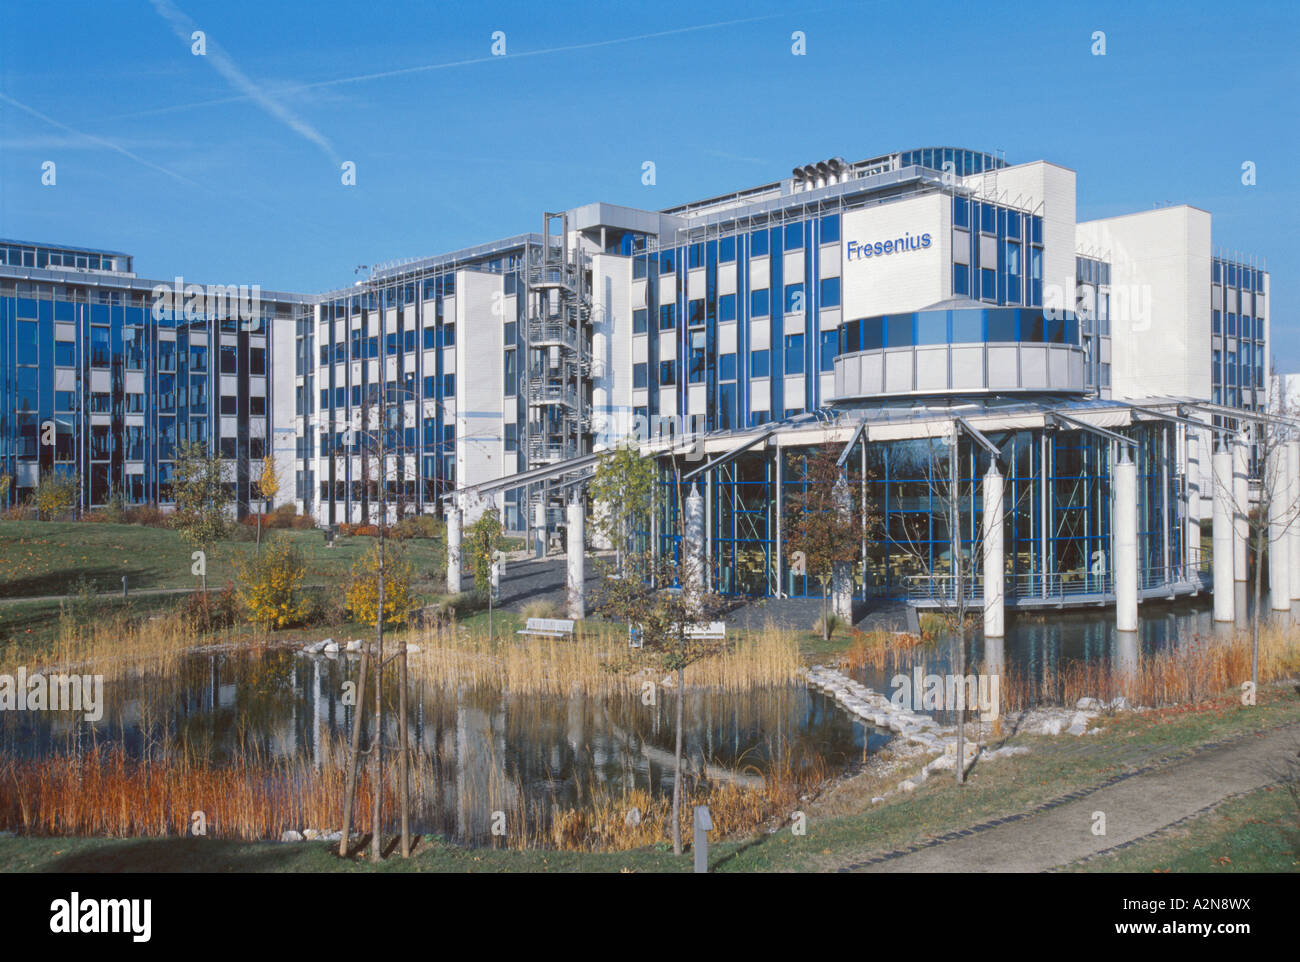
xmin=147 ymin=0 xmax=338 ymax=161
xmin=0 ymin=91 xmax=199 ymax=186
xmin=105 ymin=12 xmax=786 ymax=122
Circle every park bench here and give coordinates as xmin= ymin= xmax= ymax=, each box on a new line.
xmin=681 ymin=621 xmax=726 ymax=642
xmin=631 ymin=621 xmax=726 ymax=647
xmin=517 ymin=617 xmax=575 ymax=640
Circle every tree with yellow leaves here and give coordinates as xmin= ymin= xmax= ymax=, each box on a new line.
xmin=345 ymin=542 xmax=415 ymax=627
xmin=255 ymin=451 xmax=280 ymax=549
xmin=237 ymin=535 xmax=311 ymax=630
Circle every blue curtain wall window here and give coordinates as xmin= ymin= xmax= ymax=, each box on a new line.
xmin=819 ymin=277 xmax=841 ymax=308
xmin=839 ymin=308 xmax=1080 ymax=354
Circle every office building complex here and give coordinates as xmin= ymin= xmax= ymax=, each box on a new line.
xmin=0 ymin=145 xmax=1275 ymax=610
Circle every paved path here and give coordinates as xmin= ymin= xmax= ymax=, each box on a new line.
xmin=843 ymin=722 xmax=1300 ymax=873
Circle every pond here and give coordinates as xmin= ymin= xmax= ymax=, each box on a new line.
xmin=0 ymin=646 xmax=891 ymax=845
xmin=855 ymin=592 xmax=1300 ymax=721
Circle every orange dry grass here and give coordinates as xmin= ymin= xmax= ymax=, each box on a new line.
xmin=543 ymin=753 xmax=829 ymax=852
xmin=989 ymin=624 xmax=1300 ymax=711
xmin=841 ymin=629 xmax=927 ymax=671
xmin=0 ymin=744 xmax=831 ymax=851
xmin=0 ymin=744 xmax=397 ymax=840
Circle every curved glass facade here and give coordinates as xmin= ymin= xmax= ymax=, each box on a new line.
xmin=839 ymin=308 xmax=1080 ymax=354
xmin=653 ymin=420 xmax=1186 ymax=605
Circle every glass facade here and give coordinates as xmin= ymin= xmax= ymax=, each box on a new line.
xmin=630 ymin=189 xmax=1045 ymax=432
xmin=1 ymin=252 xmax=294 ymax=513
xmin=651 ymin=421 xmax=1179 ymax=603
xmin=301 ymin=246 xmax=529 ymax=528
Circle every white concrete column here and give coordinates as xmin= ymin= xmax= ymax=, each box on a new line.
xmin=533 ymin=499 xmax=546 ymax=559
xmin=982 ymin=464 xmax=1005 ymax=639
xmin=832 ymin=477 xmax=853 ymax=621
xmin=1288 ymin=439 xmax=1300 ymax=601
xmin=446 ymin=505 xmax=463 ymax=595
xmin=1212 ymin=448 xmax=1234 ymax=622
xmin=1186 ymin=429 xmax=1202 ymax=573
xmin=684 ymin=483 xmax=704 ymax=590
xmin=1115 ymin=448 xmax=1138 ymax=633
xmin=566 ymin=497 xmax=585 ymax=620
xmin=1233 ymin=438 xmax=1249 ymax=581
xmin=1270 ymin=444 xmax=1290 ymax=611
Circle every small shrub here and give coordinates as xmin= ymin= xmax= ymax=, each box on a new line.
xmin=522 ymin=599 xmax=563 ymax=621
xmin=242 ymin=503 xmax=315 ymax=530
xmin=103 ymin=485 xmax=127 ymax=524
xmin=441 ymin=592 xmax=484 ymax=620
xmin=236 ymin=536 xmax=311 ymax=630
xmin=392 ymin=514 xmax=444 ymax=540
xmin=183 ymin=582 xmax=240 ymax=632
xmin=58 ymin=574 xmax=99 ymax=628
xmin=224 ymin=522 xmax=257 ymax=542
xmin=35 ymin=472 xmax=79 ymax=520
xmin=123 ymin=503 xmax=168 ymax=527
xmin=2 ymin=502 xmax=36 ymax=521
xmin=303 ymin=586 xmax=350 ymax=627
xmin=812 ymin=613 xmax=843 ymax=639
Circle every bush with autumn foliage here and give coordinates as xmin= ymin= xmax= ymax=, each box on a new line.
xmin=235 ymin=536 xmax=312 ymax=630
xmin=344 ymin=542 xmax=416 ymax=627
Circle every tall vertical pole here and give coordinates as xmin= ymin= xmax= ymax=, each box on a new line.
xmin=566 ymin=494 xmax=585 ymax=620
xmin=1186 ymin=427 xmax=1201 ymax=575
xmin=1269 ymin=441 xmax=1290 ymax=611
xmin=951 ymin=425 xmax=966 ymax=784
xmin=774 ymin=443 xmax=784 ymax=598
xmin=1115 ymin=445 xmax=1139 ymax=633
xmin=1288 ymin=438 xmax=1300 ymax=602
xmin=372 ymin=401 xmax=385 ymax=861
xmin=1039 ymin=432 xmax=1049 ymax=599
xmin=1233 ymin=434 xmax=1249 ymax=582
xmin=446 ymin=502 xmax=462 ymax=593
xmin=983 ymin=463 xmax=1005 ymax=639
xmin=860 ymin=442 xmax=868 ymax=600
xmin=1212 ymin=443 xmax=1235 ymax=622
xmin=398 ymin=637 xmax=410 ymax=858
xmin=685 ymin=483 xmax=705 ymax=591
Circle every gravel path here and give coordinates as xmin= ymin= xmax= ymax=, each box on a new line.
xmin=840 ymin=722 xmax=1300 ymax=873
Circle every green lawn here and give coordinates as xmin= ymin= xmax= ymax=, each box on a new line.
xmin=0 ymin=520 xmax=446 ymax=599
xmin=1070 ymin=784 xmax=1300 ymax=873
xmin=0 ymin=833 xmax=707 ymax=873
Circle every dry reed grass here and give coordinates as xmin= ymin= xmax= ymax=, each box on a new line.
xmin=0 ymin=738 xmax=829 ymax=851
xmin=841 ymin=628 xmax=928 ymax=671
xmin=989 ymin=623 xmax=1300 ymax=711
xmin=409 ymin=619 xmax=800 ymax=696
xmin=2 ymin=608 xmax=229 ymax=679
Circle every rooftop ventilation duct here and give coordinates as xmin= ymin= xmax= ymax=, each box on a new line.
xmin=814 ymin=161 xmax=831 ymax=189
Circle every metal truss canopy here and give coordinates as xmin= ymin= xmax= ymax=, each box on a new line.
xmin=443 ymin=451 xmax=604 ymax=503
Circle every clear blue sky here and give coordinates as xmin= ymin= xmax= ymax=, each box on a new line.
xmin=2 ymin=0 xmax=1296 ymax=366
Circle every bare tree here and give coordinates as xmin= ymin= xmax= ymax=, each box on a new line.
xmin=1210 ymin=383 xmax=1300 ymax=696
xmin=784 ymin=444 xmax=872 ymax=640
xmin=889 ymin=428 xmax=1032 ymax=782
